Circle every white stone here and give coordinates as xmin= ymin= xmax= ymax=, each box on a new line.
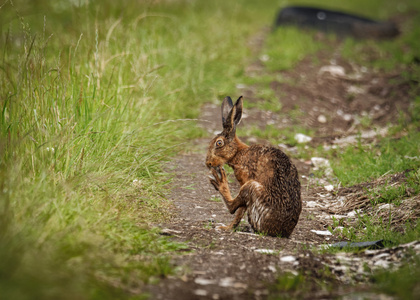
xmin=219 ymin=277 xmax=235 ymax=287
xmin=260 ymin=54 xmax=270 ymax=62
xmin=280 ymin=255 xmax=297 ymax=262
xmin=319 ymin=65 xmax=346 ymax=77
xmin=378 ymin=203 xmax=393 ymax=211
xmin=268 ymin=265 xmax=277 ymax=272
xmin=347 ymin=85 xmax=365 ymax=94
xmin=294 ymin=133 xmax=312 ymax=143
xmin=311 ymin=157 xmax=334 ymax=177
xmin=317 ymin=115 xmax=327 ymax=123
xmin=255 ymin=249 xmax=276 ymax=254
xmin=329 ymin=214 xmax=347 ymax=219
xmin=347 ymin=210 xmax=361 ymax=218
xmin=374 ymin=253 xmax=390 ymax=260
xmin=311 ymin=230 xmax=332 ymax=236
xmin=311 ymin=157 xmax=331 ymax=169
xmin=194 ymin=289 xmax=208 ymax=296
xmin=195 ymin=278 xmax=217 ymax=286
xmin=324 ymin=185 xmax=334 ymax=191
xmin=305 ymin=201 xmax=318 ymax=208
xmin=343 ymin=114 xmax=353 ymax=121
xmin=374 ymin=260 xmax=390 ymax=268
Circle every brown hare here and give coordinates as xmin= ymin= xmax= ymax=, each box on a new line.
xmin=205 ymin=96 xmax=302 ymax=237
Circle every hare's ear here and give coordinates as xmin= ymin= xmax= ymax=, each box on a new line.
xmin=222 ymin=96 xmax=243 ymax=139
xmin=233 ymin=96 xmax=243 ymax=126
xmin=221 ymin=96 xmax=234 ymax=126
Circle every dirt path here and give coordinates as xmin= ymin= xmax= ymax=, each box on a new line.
xmin=149 ymin=144 xmax=419 ymax=300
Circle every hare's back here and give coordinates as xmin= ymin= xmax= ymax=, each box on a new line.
xmin=248 ymin=145 xmax=296 ymax=180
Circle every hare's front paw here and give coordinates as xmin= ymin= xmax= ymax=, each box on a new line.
xmin=208 ymin=166 xmax=227 ymax=191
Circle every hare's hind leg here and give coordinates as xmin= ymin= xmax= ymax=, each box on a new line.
xmin=217 ymin=206 xmax=246 ymax=231
xmin=210 ymin=168 xmax=264 ymax=233
xmin=229 ymin=206 xmax=246 ymax=228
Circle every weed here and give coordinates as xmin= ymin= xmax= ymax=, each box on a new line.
xmin=368 ymin=181 xmax=416 ymax=206
xmin=332 ymin=132 xmax=420 ymax=186
xmin=271 ymin=272 xmax=307 ymax=298
xmin=372 ymin=257 xmax=420 ymax=300
xmin=209 ymin=195 xmax=222 ymax=202
xmin=204 ymin=240 xmax=217 ymax=250
xmin=306 ymin=213 xmax=316 ymax=221
xmin=204 ymin=221 xmax=214 ymax=230
xmin=359 ymin=114 xmax=373 ymax=129
xmin=182 ymin=184 xmax=196 ymax=191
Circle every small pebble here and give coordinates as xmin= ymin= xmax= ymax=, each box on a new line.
xmin=280 ymin=255 xmax=297 ymax=262
xmin=324 ymin=185 xmax=334 ymax=191
xmin=295 ymin=133 xmax=312 ymax=143
xmin=317 ymin=115 xmax=327 ymax=123
xmin=311 ymin=230 xmax=332 ymax=236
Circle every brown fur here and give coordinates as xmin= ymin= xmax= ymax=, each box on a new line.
xmin=205 ymin=96 xmax=302 ymax=237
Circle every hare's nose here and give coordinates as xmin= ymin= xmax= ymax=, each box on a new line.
xmin=206 ymin=162 xmax=212 ymax=168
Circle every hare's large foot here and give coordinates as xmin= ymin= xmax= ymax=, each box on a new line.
xmin=208 ymin=167 xmax=228 ymax=192
xmin=216 ymin=206 xmax=246 ymax=233
xmin=215 ymin=224 xmax=232 ymax=231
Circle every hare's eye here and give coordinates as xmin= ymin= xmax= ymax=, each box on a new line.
xmin=215 ymin=139 xmax=224 ymax=147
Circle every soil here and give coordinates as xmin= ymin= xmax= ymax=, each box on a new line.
xmin=146 ymin=28 xmax=419 ymax=299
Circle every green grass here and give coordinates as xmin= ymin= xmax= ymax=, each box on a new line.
xmin=257 ymin=1 xmax=420 ymax=298
xmin=0 ymin=0 xmax=275 ymax=298
xmin=246 ymin=87 xmax=283 ymax=112
xmin=326 ymin=131 xmax=420 ymax=247
xmin=367 ymin=170 xmax=420 ymax=206
xmin=262 ymin=27 xmax=325 ymax=71
xmin=331 ymin=131 xmax=420 ymax=186
xmin=269 ymin=266 xmax=336 ymax=300
xmin=373 ymin=257 xmax=420 ymax=300
xmin=269 ymin=272 xmax=308 ymax=300
xmin=329 ymin=215 xmax=420 ymax=246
